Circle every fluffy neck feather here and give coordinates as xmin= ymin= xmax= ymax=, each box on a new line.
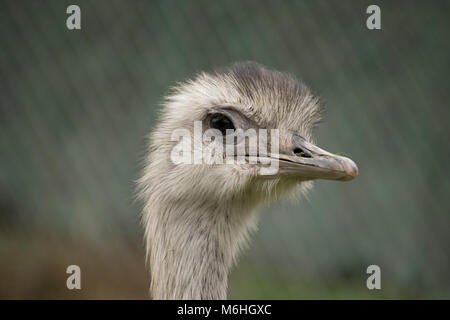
xmin=143 ymin=194 xmax=258 ymax=299
xmin=139 ymin=156 xmax=308 ymax=299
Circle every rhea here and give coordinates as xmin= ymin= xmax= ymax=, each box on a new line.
xmin=137 ymin=62 xmax=358 ymax=299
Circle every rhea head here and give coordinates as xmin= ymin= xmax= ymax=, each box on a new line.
xmin=138 ymin=62 xmax=358 ymax=299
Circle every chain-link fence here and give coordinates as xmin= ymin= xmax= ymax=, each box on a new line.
xmin=0 ymin=0 xmax=449 ymax=298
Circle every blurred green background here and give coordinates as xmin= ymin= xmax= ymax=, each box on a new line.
xmin=0 ymin=0 xmax=449 ymax=299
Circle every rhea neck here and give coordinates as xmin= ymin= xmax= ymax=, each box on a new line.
xmin=145 ymin=193 xmax=258 ymax=299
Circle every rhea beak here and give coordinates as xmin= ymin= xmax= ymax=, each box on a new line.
xmin=276 ymin=135 xmax=358 ymax=181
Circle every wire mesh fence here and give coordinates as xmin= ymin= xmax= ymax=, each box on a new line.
xmin=0 ymin=0 xmax=449 ymax=298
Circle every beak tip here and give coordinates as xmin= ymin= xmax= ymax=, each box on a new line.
xmin=341 ymin=158 xmax=358 ymax=181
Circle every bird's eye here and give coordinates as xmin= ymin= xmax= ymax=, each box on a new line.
xmin=209 ymin=113 xmax=235 ymax=135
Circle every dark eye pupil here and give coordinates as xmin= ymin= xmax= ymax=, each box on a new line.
xmin=210 ymin=114 xmax=235 ymax=135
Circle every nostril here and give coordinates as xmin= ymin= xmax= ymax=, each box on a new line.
xmin=293 ymin=147 xmax=311 ymax=158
